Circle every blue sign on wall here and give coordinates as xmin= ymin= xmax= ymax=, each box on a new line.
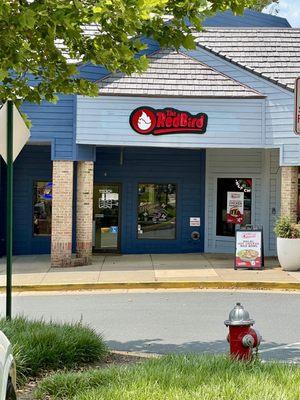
xmin=110 ymin=226 xmax=118 ymax=234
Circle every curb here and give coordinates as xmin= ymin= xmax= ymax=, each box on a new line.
xmin=111 ymin=350 xmax=162 ymax=359
xmin=0 ymin=281 xmax=300 ymax=292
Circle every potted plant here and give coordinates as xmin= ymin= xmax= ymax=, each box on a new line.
xmin=274 ymin=217 xmax=300 ymax=271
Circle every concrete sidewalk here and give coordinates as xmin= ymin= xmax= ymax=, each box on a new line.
xmin=0 ymin=253 xmax=300 ymax=291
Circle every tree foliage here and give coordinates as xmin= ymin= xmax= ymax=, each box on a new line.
xmin=250 ymin=0 xmax=279 ymax=12
xmin=0 ymin=0 xmax=268 ymax=104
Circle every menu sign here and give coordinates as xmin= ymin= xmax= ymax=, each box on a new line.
xmin=235 ymin=230 xmax=263 ymax=269
xmin=227 ymin=192 xmax=244 ymax=224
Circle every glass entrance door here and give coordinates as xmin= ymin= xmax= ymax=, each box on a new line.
xmin=93 ymin=184 xmax=120 ymax=252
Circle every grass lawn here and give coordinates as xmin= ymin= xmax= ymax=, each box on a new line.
xmin=0 ymin=316 xmax=107 ymax=386
xmin=34 ymin=354 xmax=300 ymax=400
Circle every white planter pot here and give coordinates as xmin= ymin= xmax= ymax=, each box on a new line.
xmin=277 ymin=238 xmax=300 ymax=271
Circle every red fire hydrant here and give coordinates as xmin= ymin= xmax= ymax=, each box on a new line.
xmin=224 ymin=302 xmax=261 ymax=361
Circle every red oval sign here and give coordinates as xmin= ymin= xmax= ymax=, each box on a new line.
xmin=129 ymin=107 xmax=208 ymax=136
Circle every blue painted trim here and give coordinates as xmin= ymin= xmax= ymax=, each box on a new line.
xmin=50 ymin=138 xmax=55 ymax=161
xmin=75 ymin=145 xmax=96 ymax=162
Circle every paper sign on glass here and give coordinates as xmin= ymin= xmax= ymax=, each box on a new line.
xmin=227 ymin=192 xmax=244 ymax=224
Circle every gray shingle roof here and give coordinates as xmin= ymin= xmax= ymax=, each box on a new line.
xmin=98 ymin=49 xmax=264 ymax=98
xmin=194 ymin=28 xmax=300 ymax=91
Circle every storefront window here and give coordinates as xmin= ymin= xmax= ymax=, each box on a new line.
xmin=33 ymin=181 xmax=52 ymax=236
xmin=216 ymin=178 xmax=252 ymax=237
xmin=137 ymin=183 xmax=176 ymax=239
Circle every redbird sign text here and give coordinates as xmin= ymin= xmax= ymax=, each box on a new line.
xmin=129 ymin=107 xmax=208 ymax=136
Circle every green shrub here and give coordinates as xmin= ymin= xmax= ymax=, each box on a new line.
xmin=0 ymin=316 xmax=107 ymax=386
xmin=34 ymin=368 xmax=114 ymax=400
xmin=274 ymin=216 xmax=300 ymax=238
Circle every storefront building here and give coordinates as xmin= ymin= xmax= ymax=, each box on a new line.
xmin=0 ymin=12 xmax=299 ymax=267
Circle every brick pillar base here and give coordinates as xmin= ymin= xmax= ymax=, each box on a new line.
xmin=281 ymin=166 xmax=299 ymax=223
xmin=51 ymin=161 xmax=73 ymax=267
xmin=76 ymin=161 xmax=94 ymax=264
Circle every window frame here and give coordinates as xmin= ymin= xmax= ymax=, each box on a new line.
xmin=32 ymin=180 xmax=52 ymax=237
xmin=214 ymin=176 xmax=255 ymax=240
xmin=136 ymin=182 xmax=178 ymax=241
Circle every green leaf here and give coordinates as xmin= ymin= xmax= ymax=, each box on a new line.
xmin=0 ymin=70 xmax=8 ymax=81
xmin=181 ymin=34 xmax=196 ymax=49
xmin=19 ymin=9 xmax=36 ymax=29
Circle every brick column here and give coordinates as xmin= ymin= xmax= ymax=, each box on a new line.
xmin=281 ymin=166 xmax=299 ymax=223
xmin=51 ymin=161 xmax=74 ymax=267
xmin=76 ymin=161 xmax=94 ymax=264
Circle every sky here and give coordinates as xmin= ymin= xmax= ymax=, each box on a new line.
xmin=264 ymin=0 xmax=300 ymax=27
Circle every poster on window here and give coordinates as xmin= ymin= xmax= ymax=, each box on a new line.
xmin=227 ymin=192 xmax=244 ymax=224
xmin=235 ymin=230 xmax=263 ymax=269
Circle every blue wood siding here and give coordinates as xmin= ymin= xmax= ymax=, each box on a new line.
xmin=77 ymin=96 xmax=264 ymax=149
xmin=13 ymin=145 xmax=52 ymax=255
xmin=184 ymin=47 xmax=299 ymax=166
xmin=21 ymin=95 xmax=75 ymax=160
xmin=205 ymin=148 xmax=279 ymax=256
xmin=94 ymin=146 xmax=205 ymax=253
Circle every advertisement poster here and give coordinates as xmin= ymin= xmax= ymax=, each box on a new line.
xmin=227 ymin=192 xmax=244 ymax=224
xmin=235 ymin=230 xmax=263 ymax=269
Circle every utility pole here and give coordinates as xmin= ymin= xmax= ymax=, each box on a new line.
xmin=0 ymin=101 xmax=30 ymax=319
xmin=6 ymin=100 xmax=13 ymax=320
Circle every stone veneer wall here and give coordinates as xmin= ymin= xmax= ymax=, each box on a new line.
xmin=51 ymin=160 xmax=73 ymax=267
xmin=76 ymin=161 xmax=94 ymax=263
xmin=281 ymin=166 xmax=299 ymax=223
